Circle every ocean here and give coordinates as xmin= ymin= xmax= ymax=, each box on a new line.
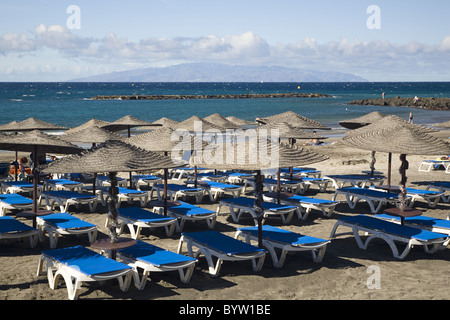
xmin=0 ymin=82 xmax=449 ymax=135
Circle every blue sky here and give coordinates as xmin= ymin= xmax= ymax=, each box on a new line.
xmin=1 ymin=0 xmax=450 ymax=81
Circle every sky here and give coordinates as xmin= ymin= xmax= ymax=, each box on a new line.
xmin=1 ymin=0 xmax=450 ymax=81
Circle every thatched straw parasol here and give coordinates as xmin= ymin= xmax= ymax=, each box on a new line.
xmin=191 ymin=132 xmax=328 ymax=246
xmin=258 ymin=111 xmax=331 ymax=130
xmin=0 ymin=117 xmax=68 ymax=132
xmin=203 ymin=113 xmax=241 ymax=129
xmin=226 ymin=116 xmax=253 ymax=126
xmin=342 ymin=124 xmax=450 ymax=211
xmin=257 ymin=121 xmax=327 ymax=140
xmin=338 ymin=111 xmax=386 ymax=129
xmin=64 ymin=118 xmax=111 ymax=134
xmin=0 ymin=130 xmax=82 ymax=226
xmin=61 ymin=126 xmax=124 ymax=145
xmin=152 ymin=117 xmax=179 ymax=129
xmin=172 ymin=115 xmax=225 ymax=132
xmin=126 ymin=127 xmax=206 ymax=213
xmin=102 ymin=115 xmax=161 ymax=136
xmin=42 ymin=140 xmax=182 ymax=242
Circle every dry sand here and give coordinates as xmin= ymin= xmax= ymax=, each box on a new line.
xmin=0 ymin=129 xmax=449 ymax=303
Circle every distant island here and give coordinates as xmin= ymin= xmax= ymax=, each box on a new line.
xmin=92 ymin=92 xmax=330 ymax=100
xmin=349 ymin=97 xmax=450 ymax=111
xmin=72 ymin=62 xmax=368 ymax=82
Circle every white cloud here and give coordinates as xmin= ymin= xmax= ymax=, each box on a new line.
xmin=1 ymin=24 xmax=450 ymax=81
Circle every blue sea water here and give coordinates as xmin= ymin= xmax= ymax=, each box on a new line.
xmin=0 ymin=82 xmax=449 ymax=134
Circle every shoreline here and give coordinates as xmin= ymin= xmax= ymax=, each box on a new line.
xmin=349 ymin=97 xmax=450 ymax=111
xmin=91 ymin=92 xmax=331 ymax=100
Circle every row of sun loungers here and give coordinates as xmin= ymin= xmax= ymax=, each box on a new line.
xmin=1 ymin=166 xmax=449 ymax=300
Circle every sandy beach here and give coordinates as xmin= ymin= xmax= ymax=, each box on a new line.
xmin=0 ymin=128 xmax=449 ymax=303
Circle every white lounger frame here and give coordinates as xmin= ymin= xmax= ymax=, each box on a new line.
xmin=177 ymin=234 xmax=266 ymax=276
xmin=37 ymin=252 xmax=132 ymax=300
xmin=235 ymin=230 xmax=329 ymax=268
xmin=117 ymin=252 xmax=196 ymax=290
xmin=38 ymin=191 xmax=98 ymax=213
xmin=330 ymin=219 xmax=448 ymax=260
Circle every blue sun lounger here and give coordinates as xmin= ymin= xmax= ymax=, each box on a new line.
xmin=117 ymin=240 xmax=197 ymax=290
xmin=131 ymin=174 xmax=162 ymax=190
xmin=37 ymin=245 xmax=133 ymax=300
xmin=186 ymin=180 xmax=243 ymax=201
xmin=374 ymin=214 xmax=450 ymax=246
xmin=0 ymin=216 xmax=38 ymax=247
xmin=263 ymin=193 xmax=339 ymax=219
xmin=330 ymin=215 xmax=449 ymax=259
xmin=235 ymin=225 xmax=330 ymax=267
xmin=178 ymin=230 xmax=266 ymax=276
xmin=113 ymin=207 xmax=177 ymax=238
xmin=426 ymin=181 xmax=450 ymax=203
xmin=167 ymin=201 xmax=217 ymax=232
xmin=99 ymin=187 xmax=148 ymax=207
xmin=333 ymin=187 xmax=406 ymax=213
xmin=43 ymin=179 xmax=83 ymax=192
xmin=324 ymin=174 xmax=386 ymax=189
xmin=217 ymin=197 xmax=297 ymax=225
xmin=151 ymin=183 xmax=205 ymax=203
xmin=0 ymin=193 xmax=34 ymax=216
xmin=403 ymin=187 xmax=443 ymax=208
xmin=1 ymin=181 xmax=42 ymax=195
xmin=244 ymin=178 xmax=303 ymax=194
xmin=36 ymin=212 xmax=98 ymax=248
xmin=39 ymin=190 xmax=99 ymax=212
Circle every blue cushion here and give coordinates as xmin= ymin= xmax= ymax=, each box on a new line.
xmin=339 ymin=215 xmax=447 ymax=242
xmin=0 ymin=194 xmax=33 ymax=205
xmin=118 ymin=240 xmax=195 ymax=267
xmin=42 ymin=245 xmax=131 ymax=276
xmin=238 ymin=225 xmax=328 ymax=245
xmin=40 ymin=212 xmax=96 ymax=229
xmin=0 ymin=216 xmax=35 ymax=233
xmin=118 ymin=207 xmax=173 ymax=223
xmin=44 ymin=190 xmax=96 ymax=199
xmin=182 ymin=230 xmax=265 ymax=255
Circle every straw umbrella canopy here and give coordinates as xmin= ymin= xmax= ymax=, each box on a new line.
xmin=342 ymin=124 xmax=450 ymax=211
xmin=191 ymin=132 xmax=328 ymax=247
xmin=102 ymin=115 xmax=162 ymax=136
xmin=0 ymin=130 xmax=83 ymax=225
xmin=203 ymin=113 xmax=241 ymax=129
xmin=257 ymin=121 xmax=327 ymax=140
xmin=344 ymin=114 xmax=439 ymax=177
xmin=64 ymin=118 xmax=111 ymax=134
xmin=258 ymin=111 xmax=331 ymax=130
xmin=126 ymin=126 xmax=207 ymax=212
xmin=172 ymin=115 xmax=226 ymax=132
xmin=338 ymin=111 xmax=386 ymax=129
xmin=226 ymin=116 xmax=253 ymax=126
xmin=0 ymin=117 xmax=68 ymax=132
xmin=61 ymin=125 xmax=126 ymax=193
xmin=42 ymin=140 xmax=183 ymax=242
xmin=152 ymin=117 xmax=179 ymax=129
xmin=61 ymin=125 xmax=124 ymax=145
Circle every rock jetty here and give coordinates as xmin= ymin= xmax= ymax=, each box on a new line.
xmin=91 ymin=92 xmax=330 ymax=100
xmin=349 ymin=97 xmax=450 ymax=111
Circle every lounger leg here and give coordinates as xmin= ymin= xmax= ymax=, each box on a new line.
xmin=178 ymin=264 xmax=195 ymax=284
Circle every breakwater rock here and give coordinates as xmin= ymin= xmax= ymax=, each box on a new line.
xmin=91 ymin=92 xmax=330 ymax=100
xmin=349 ymin=97 xmax=450 ymax=111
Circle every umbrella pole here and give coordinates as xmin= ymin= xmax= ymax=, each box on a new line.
xmin=254 ymin=170 xmax=264 ymax=248
xmin=107 ymin=172 xmax=120 ymax=242
xmin=276 ymin=168 xmax=281 ymax=204
xmin=164 ymin=168 xmax=168 ymax=216
xmin=398 ymin=154 xmax=409 ymax=212
xmin=387 ymin=153 xmax=392 ymax=188
xmin=32 ymin=146 xmax=38 ymax=228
